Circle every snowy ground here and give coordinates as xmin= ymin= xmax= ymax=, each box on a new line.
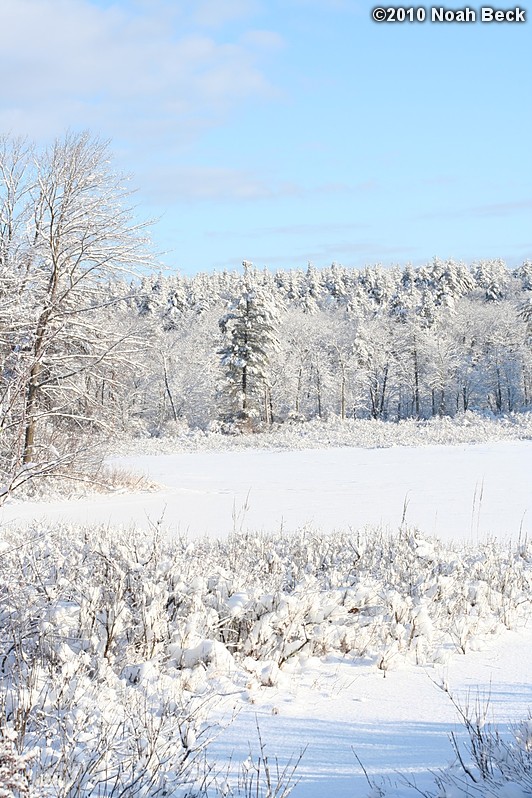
xmin=2 ymin=438 xmax=531 ymax=796
xmin=208 ymin=625 xmax=532 ymax=796
xmin=2 ymin=441 xmax=531 ymax=542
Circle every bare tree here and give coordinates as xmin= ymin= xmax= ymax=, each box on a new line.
xmin=0 ymin=132 xmax=154 ymax=498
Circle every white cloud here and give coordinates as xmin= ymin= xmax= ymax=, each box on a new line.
xmin=0 ymin=0 xmax=278 ymax=141
xmin=240 ymin=29 xmax=285 ymax=50
xmin=138 ymin=164 xmax=304 ymax=202
xmin=135 ymin=163 xmax=357 ymax=204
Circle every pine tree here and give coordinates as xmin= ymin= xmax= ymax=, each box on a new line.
xmin=218 ymin=264 xmax=280 ymax=430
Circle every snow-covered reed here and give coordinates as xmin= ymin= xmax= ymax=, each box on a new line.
xmin=109 ymin=411 xmax=532 ymax=457
xmin=0 ymin=521 xmax=531 ymax=795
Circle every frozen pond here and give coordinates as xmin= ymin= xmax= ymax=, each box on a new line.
xmin=2 ymin=440 xmax=531 ymax=541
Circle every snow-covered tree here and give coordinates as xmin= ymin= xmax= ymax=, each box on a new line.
xmin=218 ymin=264 xmax=280 ymax=430
xmin=473 ymin=258 xmax=510 ymax=302
xmin=0 ymin=132 xmax=153 ymax=497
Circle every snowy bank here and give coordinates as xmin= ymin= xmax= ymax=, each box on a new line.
xmin=107 ymin=413 xmax=532 ymax=457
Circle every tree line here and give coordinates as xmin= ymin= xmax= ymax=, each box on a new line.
xmin=134 ymin=258 xmax=532 ymax=433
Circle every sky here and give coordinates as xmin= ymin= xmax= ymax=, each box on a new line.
xmin=0 ymin=0 xmax=530 ymax=275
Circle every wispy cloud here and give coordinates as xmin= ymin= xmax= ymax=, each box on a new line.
xmin=137 ymin=164 xmax=357 ymax=203
xmin=419 ymin=198 xmax=532 ymax=221
xmin=288 ymin=0 xmax=360 ymax=10
xmin=0 ymin=0 xmax=279 ymax=141
xmin=144 ymin=166 xmax=299 ymax=201
xmin=206 ymin=221 xmax=370 ymax=239
xmin=472 ymin=200 xmax=532 ymax=218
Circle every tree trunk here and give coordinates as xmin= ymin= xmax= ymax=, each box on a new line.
xmin=23 ymin=368 xmax=40 ymax=464
xmin=495 ymin=366 xmax=502 ymax=412
xmin=163 ymin=359 xmax=178 ymax=422
xmin=413 ymin=345 xmax=420 ymax=417
xmin=295 ymin=365 xmax=303 ymax=414
xmin=22 ymin=307 xmax=52 ymax=464
xmin=242 ymin=364 xmax=248 ymax=416
xmin=379 ymin=364 xmax=389 ymax=418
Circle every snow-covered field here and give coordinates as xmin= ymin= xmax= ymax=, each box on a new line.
xmin=2 ymin=440 xmax=531 ymax=542
xmin=1 ymin=435 xmax=531 ymax=796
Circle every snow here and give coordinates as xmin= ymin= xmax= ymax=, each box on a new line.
xmin=2 ymin=441 xmax=531 ymax=542
xmin=1 ymin=437 xmax=531 ymax=796
xmin=209 ymin=624 xmax=532 ymax=796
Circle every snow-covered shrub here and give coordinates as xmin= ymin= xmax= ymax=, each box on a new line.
xmin=0 ymin=525 xmax=221 ymax=796
xmin=3 ymin=523 xmax=531 ymax=681
xmin=0 ymin=735 xmax=30 ymax=797
xmin=108 ymin=411 xmax=532 ymax=457
xmin=1 ymin=520 xmax=531 ymax=795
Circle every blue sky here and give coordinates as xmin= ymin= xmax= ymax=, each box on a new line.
xmin=1 ymin=0 xmax=530 ymax=274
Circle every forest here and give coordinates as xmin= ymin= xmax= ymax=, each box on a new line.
xmin=134 ymin=256 xmax=532 ymax=432
xmin=1 ymin=132 xmax=531 ymax=496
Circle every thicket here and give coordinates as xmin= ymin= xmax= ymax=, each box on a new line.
xmin=0 ymin=522 xmax=531 ymax=795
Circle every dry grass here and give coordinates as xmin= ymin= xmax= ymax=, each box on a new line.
xmin=13 ymin=463 xmax=159 ymax=501
xmin=94 ymin=464 xmax=160 ymax=494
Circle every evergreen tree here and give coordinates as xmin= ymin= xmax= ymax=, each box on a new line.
xmin=218 ymin=264 xmax=280 ymax=430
